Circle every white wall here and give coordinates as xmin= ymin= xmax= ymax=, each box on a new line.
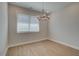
xmin=49 ymin=3 xmax=79 ymax=49
xmin=8 ymin=4 xmax=48 ymax=46
xmin=0 ymin=3 xmax=8 ymax=55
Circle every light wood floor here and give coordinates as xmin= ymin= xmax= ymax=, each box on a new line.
xmin=7 ymin=40 xmax=79 ymax=56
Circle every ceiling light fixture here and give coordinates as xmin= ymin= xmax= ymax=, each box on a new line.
xmin=37 ymin=2 xmax=50 ymax=21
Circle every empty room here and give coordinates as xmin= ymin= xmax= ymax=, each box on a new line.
xmin=0 ymin=2 xmax=79 ymax=56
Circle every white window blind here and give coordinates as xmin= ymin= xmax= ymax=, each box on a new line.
xmin=17 ymin=14 xmax=39 ymax=33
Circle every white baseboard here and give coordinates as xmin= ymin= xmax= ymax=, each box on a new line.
xmin=8 ymin=38 xmax=79 ymax=52
xmin=8 ymin=38 xmax=47 ymax=48
xmin=49 ymin=39 xmax=79 ymax=50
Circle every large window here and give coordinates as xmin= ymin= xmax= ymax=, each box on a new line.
xmin=17 ymin=14 xmax=39 ymax=33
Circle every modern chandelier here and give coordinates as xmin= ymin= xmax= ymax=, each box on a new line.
xmin=37 ymin=2 xmax=50 ymax=20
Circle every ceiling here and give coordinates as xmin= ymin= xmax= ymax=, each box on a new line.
xmin=9 ymin=2 xmax=73 ymax=12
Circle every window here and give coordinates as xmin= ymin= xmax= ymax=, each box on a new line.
xmin=17 ymin=14 xmax=39 ymax=33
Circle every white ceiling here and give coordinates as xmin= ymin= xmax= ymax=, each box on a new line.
xmin=9 ymin=2 xmax=73 ymax=12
